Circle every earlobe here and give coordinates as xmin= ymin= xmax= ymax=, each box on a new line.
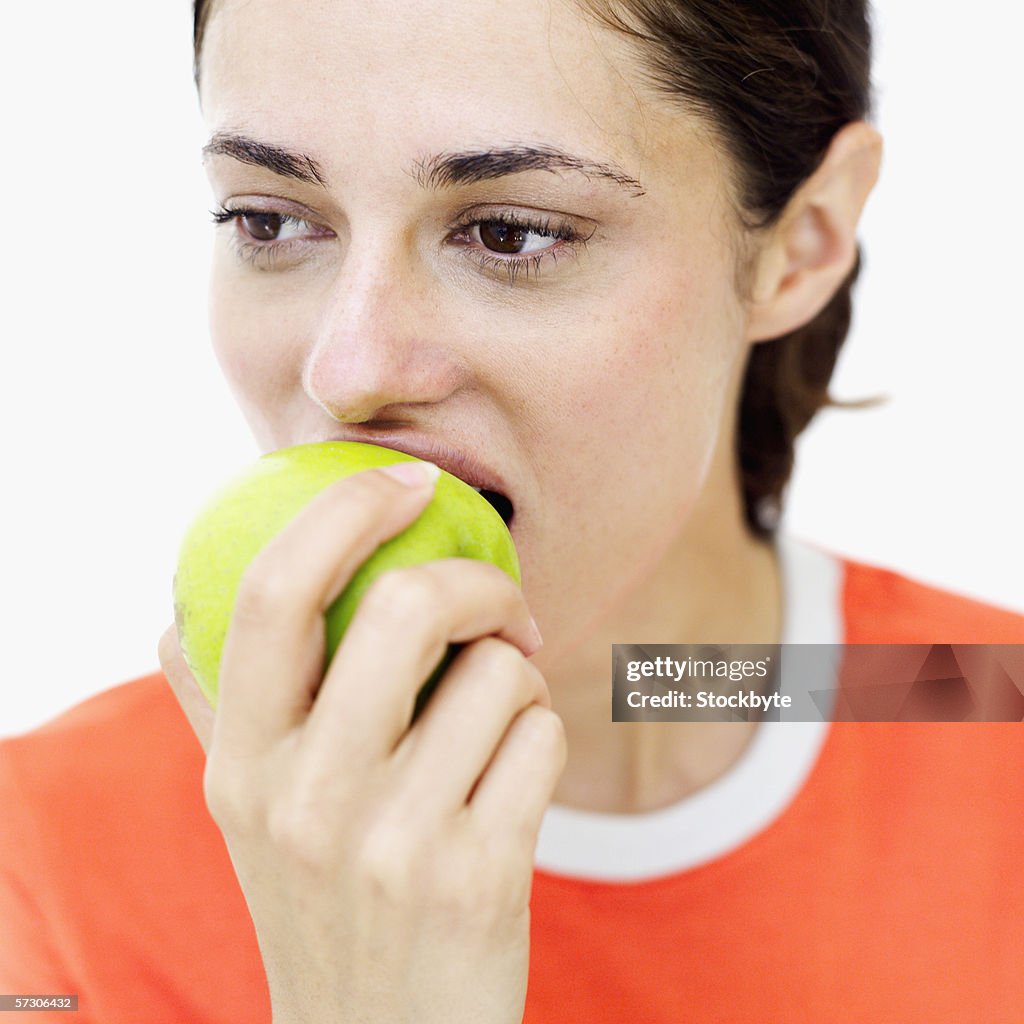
xmin=744 ymin=121 xmax=883 ymax=343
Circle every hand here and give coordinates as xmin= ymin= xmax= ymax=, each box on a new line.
xmin=159 ymin=462 xmax=566 ymax=1024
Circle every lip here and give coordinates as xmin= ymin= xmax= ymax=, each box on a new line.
xmin=318 ymin=431 xmax=514 ymax=509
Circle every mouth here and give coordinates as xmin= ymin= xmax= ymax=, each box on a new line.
xmin=473 ymin=487 xmax=515 ymax=527
xmin=319 ymin=433 xmax=516 ymax=529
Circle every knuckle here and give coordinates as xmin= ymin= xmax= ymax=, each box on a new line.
xmin=464 ymin=559 xmax=522 ymax=608
xmin=492 ymin=564 xmax=527 ymax=604
xmin=356 ymin=817 xmax=419 ymax=895
xmin=467 ymin=635 xmax=523 ymax=675
xmin=202 ymin=757 xmax=254 ymax=829
xmin=265 ymin=801 xmax=335 ymax=870
xmin=523 ymin=705 xmax=568 ymax=762
xmin=232 ymin=558 xmax=299 ymax=626
xmin=465 ymin=557 xmax=509 ymax=585
xmin=361 ymin=566 xmax=440 ymax=626
xmin=461 ymin=638 xmax=535 ymax=702
xmin=157 ymin=626 xmax=179 ymax=673
xmin=264 ymin=760 xmax=356 ymax=869
xmin=333 ymin=468 xmax=408 ymax=520
xmin=341 ymin=467 xmax=392 ymax=500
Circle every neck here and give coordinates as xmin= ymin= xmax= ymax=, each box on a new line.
xmin=534 ymin=427 xmax=783 ymax=814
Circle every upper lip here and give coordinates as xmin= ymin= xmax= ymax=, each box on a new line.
xmin=320 ymin=430 xmax=513 ymax=502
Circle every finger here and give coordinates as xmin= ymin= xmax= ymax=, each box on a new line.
xmin=468 ymin=703 xmax=567 ymax=845
xmin=392 ymin=637 xmax=551 ymax=813
xmin=303 ymin=559 xmax=541 ymax=758
xmin=215 ymin=462 xmax=439 ymax=755
xmin=158 ymin=623 xmax=215 ymax=754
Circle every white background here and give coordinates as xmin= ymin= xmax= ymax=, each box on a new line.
xmin=3 ymin=3 xmax=1021 ymax=736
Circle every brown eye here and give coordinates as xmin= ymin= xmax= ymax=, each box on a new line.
xmin=240 ymin=212 xmax=283 ymax=241
xmin=478 ymin=221 xmax=529 ymax=254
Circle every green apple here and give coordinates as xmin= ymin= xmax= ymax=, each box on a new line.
xmin=173 ymin=441 xmax=519 ymax=716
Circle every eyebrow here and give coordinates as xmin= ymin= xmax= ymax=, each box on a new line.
xmin=202 ymin=131 xmax=646 ymax=198
xmin=203 ymin=131 xmax=328 ymax=187
xmin=412 ymin=145 xmax=646 ymax=197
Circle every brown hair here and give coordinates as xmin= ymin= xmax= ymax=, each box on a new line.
xmin=571 ymin=1 xmax=875 ymax=535
xmin=192 ymin=0 xmax=875 ymax=537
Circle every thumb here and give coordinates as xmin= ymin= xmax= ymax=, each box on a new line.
xmin=158 ymin=623 xmax=215 ymax=754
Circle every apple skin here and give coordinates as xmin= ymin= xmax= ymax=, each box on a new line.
xmin=173 ymin=441 xmax=520 ymax=712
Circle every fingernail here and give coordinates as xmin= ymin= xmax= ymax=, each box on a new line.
xmin=380 ymin=460 xmax=441 ymax=488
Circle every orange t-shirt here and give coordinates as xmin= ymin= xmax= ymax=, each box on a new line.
xmin=2 ymin=546 xmax=1023 ymax=1023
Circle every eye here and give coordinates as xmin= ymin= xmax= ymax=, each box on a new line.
xmin=211 ymin=204 xmax=334 ymax=270
xmin=474 ymin=219 xmax=558 ymax=256
xmin=236 ymin=211 xmax=313 ymax=243
xmin=449 ymin=210 xmax=591 ymax=285
xmin=210 ymin=204 xmax=330 ymax=244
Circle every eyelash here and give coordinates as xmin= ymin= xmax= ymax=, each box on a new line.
xmin=210 ymin=205 xmax=588 ymax=284
xmin=450 ymin=212 xmax=587 ymax=284
xmin=210 ymin=206 xmax=315 ymax=272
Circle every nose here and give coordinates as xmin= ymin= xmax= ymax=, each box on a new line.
xmin=302 ymin=248 xmax=466 ymax=425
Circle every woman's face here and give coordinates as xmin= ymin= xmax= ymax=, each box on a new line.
xmin=200 ymin=0 xmax=756 ymax=663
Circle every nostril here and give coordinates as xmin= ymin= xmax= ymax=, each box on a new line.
xmin=479 ymin=489 xmax=514 ymax=526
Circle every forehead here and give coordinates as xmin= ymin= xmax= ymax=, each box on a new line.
xmin=199 ymin=0 xmax=709 ymax=188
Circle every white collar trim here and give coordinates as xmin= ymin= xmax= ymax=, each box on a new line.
xmin=533 ymin=534 xmax=843 ymax=882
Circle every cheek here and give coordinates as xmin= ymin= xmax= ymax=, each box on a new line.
xmin=208 ymin=255 xmax=309 ymax=445
xmin=516 ymin=261 xmax=746 ymax=635
xmin=531 ymin=260 xmax=745 ymax=521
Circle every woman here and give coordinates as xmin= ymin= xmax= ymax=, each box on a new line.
xmin=2 ymin=1 xmax=1022 ymax=1020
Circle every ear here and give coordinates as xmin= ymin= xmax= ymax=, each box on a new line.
xmin=744 ymin=121 xmax=883 ymax=343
